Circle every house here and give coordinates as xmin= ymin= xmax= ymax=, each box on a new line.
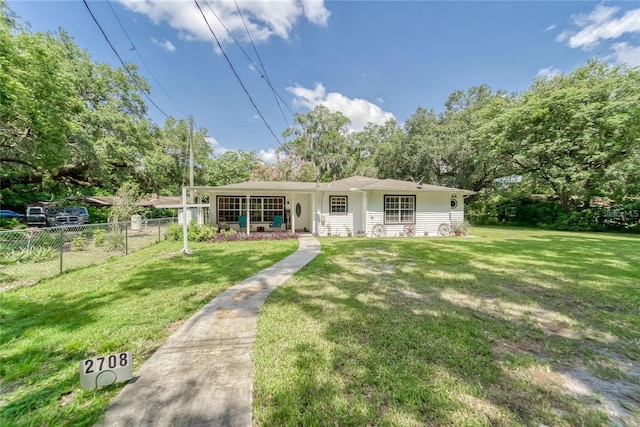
xmin=187 ymin=176 xmax=475 ymax=237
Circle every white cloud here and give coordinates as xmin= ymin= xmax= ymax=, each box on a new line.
xmin=287 ymin=83 xmax=395 ymax=132
xmin=301 ymin=0 xmax=331 ymax=26
xmin=607 ymin=42 xmax=640 ymax=67
xmin=206 ymin=136 xmax=229 ymax=156
xmin=544 ymin=24 xmax=556 ymax=32
xmin=537 ymin=66 xmax=562 ymax=78
xmin=558 ymin=4 xmax=640 ymax=49
xmin=151 ymin=37 xmax=176 ymax=52
xmin=258 ymin=148 xmax=278 ymax=163
xmin=118 ymin=0 xmax=330 ymax=49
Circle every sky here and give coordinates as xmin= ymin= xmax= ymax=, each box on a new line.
xmin=7 ymin=0 xmax=640 ymax=163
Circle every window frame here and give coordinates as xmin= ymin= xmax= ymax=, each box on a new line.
xmin=329 ymin=195 xmax=348 ymax=215
xmin=383 ymin=195 xmax=416 ymax=225
xmin=216 ymin=195 xmax=284 ymax=223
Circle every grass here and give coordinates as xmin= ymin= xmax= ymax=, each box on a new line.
xmin=0 ymin=239 xmax=299 ymax=426
xmin=253 ymin=227 xmax=640 ymax=426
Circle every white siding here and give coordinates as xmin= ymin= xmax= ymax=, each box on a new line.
xmin=366 ymin=191 xmax=467 ymax=237
xmin=316 ymin=192 xmax=362 ymax=236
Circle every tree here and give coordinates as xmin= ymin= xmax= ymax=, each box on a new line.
xmin=206 ymin=150 xmax=259 ymax=186
xmin=493 ymin=60 xmax=640 ymax=207
xmin=349 ymin=120 xmax=402 ymax=178
xmin=1 ymin=3 xmax=158 ymax=201
xmin=136 ymin=118 xmax=212 ymax=195
xmin=1 ymin=7 xmax=81 ymax=177
xmin=280 ymin=105 xmax=351 ymax=180
xmin=108 ymin=181 xmax=140 ymax=224
xmin=250 ymin=154 xmax=316 ymax=182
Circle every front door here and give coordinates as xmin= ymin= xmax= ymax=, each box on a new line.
xmin=292 ymin=194 xmax=310 ymax=232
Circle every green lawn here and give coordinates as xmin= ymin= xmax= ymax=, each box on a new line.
xmin=254 ymin=227 xmax=640 ymax=426
xmin=0 ymin=239 xmax=299 ymax=426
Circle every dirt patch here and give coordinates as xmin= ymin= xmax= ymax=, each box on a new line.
xmin=216 ymin=307 xmax=238 ymax=319
xmin=57 ymin=391 xmax=74 ymax=406
xmin=232 ymin=281 xmax=268 ymax=302
xmin=440 ymin=289 xmax=580 ymax=339
xmin=495 ymin=339 xmax=640 ymax=426
xmin=559 ymin=365 xmax=639 ymax=426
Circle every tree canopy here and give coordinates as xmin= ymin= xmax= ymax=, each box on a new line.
xmin=2 ymin=2 xmax=637 ymax=219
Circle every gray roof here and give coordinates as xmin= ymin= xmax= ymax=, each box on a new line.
xmin=193 ymin=176 xmax=475 ymax=195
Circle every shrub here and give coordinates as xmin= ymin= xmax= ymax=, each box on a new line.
xmin=105 ymin=231 xmax=125 ymax=251
xmin=0 ymin=218 xmax=26 ymax=230
xmin=71 ymin=234 xmax=88 ymax=251
xmin=165 ymin=223 xmax=182 ymax=241
xmin=93 ymin=229 xmax=106 ymax=246
xmin=1 ymin=246 xmax=58 ymax=265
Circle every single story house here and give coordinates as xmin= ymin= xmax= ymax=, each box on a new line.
xmin=185 ymin=176 xmax=475 ymax=237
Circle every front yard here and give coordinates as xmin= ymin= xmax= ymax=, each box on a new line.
xmin=1 ymin=227 xmax=638 ymax=426
xmin=0 ymin=239 xmax=299 ymax=426
xmin=254 ymin=227 xmax=640 ymax=426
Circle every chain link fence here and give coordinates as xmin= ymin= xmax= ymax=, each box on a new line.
xmin=0 ymin=217 xmax=177 ymax=290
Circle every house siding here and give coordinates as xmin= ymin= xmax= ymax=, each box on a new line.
xmin=317 ymin=192 xmax=363 ymax=236
xmin=366 ymin=191 xmax=465 ymax=237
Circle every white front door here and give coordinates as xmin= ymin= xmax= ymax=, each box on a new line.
xmin=293 ymin=195 xmax=310 ymax=232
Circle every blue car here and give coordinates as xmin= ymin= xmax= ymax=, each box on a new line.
xmin=0 ymin=210 xmax=26 ymax=219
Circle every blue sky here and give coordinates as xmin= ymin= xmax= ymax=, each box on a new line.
xmin=8 ymin=1 xmax=640 ymax=162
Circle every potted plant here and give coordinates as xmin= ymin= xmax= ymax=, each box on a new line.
xmin=451 ymin=219 xmax=469 ymax=236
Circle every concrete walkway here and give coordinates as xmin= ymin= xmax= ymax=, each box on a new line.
xmin=99 ymin=236 xmax=321 ymax=427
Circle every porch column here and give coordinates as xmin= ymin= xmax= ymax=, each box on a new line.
xmin=290 ymin=194 xmax=296 ymax=234
xmin=311 ymin=191 xmax=317 ymax=234
xmin=245 ymin=193 xmax=250 ymax=235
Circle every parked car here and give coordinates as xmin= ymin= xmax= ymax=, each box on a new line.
xmin=26 ymin=206 xmax=47 ymax=227
xmin=0 ymin=210 xmax=25 ymax=220
xmin=45 ymin=207 xmax=83 ymax=227
xmin=72 ymin=206 xmax=89 ymax=224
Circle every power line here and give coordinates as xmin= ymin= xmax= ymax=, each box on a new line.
xmin=106 ymin=0 xmax=185 ymax=117
xmin=233 ymin=0 xmax=290 ymax=127
xmin=193 ymin=0 xmax=281 ymax=145
xmin=83 ymin=0 xmax=170 ymax=119
xmin=201 ymin=0 xmax=294 ymax=120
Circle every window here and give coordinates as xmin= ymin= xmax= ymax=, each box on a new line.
xmin=258 ymin=197 xmax=284 ymax=222
xmin=330 ymin=196 xmax=348 ymax=214
xmin=217 ymin=196 xmax=285 ymax=223
xmin=384 ymin=195 xmax=415 ymax=224
xmin=217 ymin=196 xmax=245 ymax=223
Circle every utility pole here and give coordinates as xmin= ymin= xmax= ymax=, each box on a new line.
xmin=189 ymin=115 xmax=194 ymax=203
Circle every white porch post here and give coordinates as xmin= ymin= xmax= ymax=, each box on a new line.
xmin=245 ymin=194 xmax=250 ymax=235
xmin=311 ymin=191 xmax=317 ymax=234
xmin=290 ymin=194 xmax=296 ymax=233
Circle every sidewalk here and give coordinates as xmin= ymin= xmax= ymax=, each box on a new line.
xmin=99 ymin=236 xmax=321 ymax=427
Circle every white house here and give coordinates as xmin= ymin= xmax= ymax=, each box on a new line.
xmin=186 ymin=176 xmax=475 ymax=237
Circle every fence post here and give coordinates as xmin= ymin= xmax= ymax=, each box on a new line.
xmin=59 ymin=227 xmax=64 ymax=274
xmin=125 ymin=222 xmax=128 ymax=255
xmin=158 ymin=219 xmax=161 ymax=242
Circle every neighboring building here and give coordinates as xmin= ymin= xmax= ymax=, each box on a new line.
xmin=189 ymin=176 xmax=475 ymax=237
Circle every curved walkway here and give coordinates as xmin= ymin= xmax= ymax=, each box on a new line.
xmin=99 ymin=235 xmax=321 ymax=427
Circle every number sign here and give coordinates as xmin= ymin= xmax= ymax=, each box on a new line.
xmin=80 ymin=351 xmax=133 ymax=389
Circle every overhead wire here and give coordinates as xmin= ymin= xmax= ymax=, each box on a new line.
xmin=233 ymin=0 xmax=290 ymax=128
xmin=82 ymin=0 xmax=170 ymax=119
xmin=193 ymin=0 xmax=281 ymax=145
xmin=201 ymin=0 xmax=294 ymax=121
xmin=106 ymin=0 xmax=185 ymax=117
